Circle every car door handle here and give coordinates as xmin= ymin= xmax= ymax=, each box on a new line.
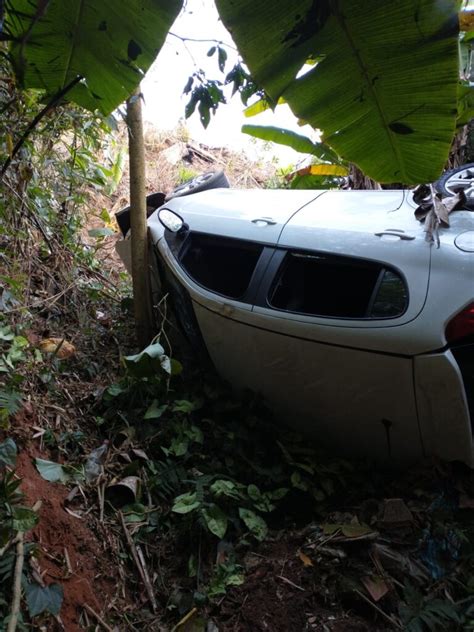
xmin=374 ymin=230 xmax=415 ymax=240
xmin=252 ymin=217 xmax=277 ymax=226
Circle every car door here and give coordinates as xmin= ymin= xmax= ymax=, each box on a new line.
xmin=243 ymin=191 xmax=432 ymax=461
xmin=156 ymin=189 xmax=327 ymax=386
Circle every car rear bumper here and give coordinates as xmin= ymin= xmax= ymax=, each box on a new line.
xmin=415 ymin=347 xmax=474 ymax=467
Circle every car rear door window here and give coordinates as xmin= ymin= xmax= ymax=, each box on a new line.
xmin=269 ymin=251 xmax=407 ymax=319
xmin=370 ymin=269 xmax=408 ymax=318
xmin=180 ymin=233 xmax=263 ymax=299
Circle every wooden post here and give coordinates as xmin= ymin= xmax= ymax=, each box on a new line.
xmin=126 ymin=86 xmax=153 ymax=347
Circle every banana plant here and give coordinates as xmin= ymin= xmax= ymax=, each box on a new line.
xmin=216 ymin=0 xmax=463 ymax=185
xmin=4 ymin=0 xmax=182 ymax=115
xmin=242 ymin=123 xmax=348 ymax=188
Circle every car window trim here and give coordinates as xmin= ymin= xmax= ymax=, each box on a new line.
xmin=365 ymin=267 xmax=386 ymax=317
xmin=254 ymin=246 xmax=410 ymax=322
xmin=168 ymin=231 xmax=273 ymax=305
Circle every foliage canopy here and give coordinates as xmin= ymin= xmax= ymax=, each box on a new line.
xmin=216 ymin=0 xmax=463 ymax=184
xmin=5 ymin=0 xmax=181 ymax=115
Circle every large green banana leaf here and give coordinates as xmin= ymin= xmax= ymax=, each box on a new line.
xmin=216 ymin=0 xmax=461 ymax=184
xmin=241 ymin=124 xmax=341 ymax=162
xmin=6 ymin=0 xmax=182 ymax=115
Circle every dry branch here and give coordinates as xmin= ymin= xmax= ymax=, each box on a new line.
xmin=119 ymin=511 xmax=158 ymax=612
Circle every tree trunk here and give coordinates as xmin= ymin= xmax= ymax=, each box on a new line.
xmin=127 ymin=86 xmax=153 ymax=348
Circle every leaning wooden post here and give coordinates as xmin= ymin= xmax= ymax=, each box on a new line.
xmin=127 ymin=86 xmax=153 ymax=347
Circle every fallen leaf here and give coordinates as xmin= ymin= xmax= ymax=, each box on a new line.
xmin=341 ymin=524 xmax=375 ymax=538
xmin=39 ymin=338 xmax=75 ymax=359
xmin=35 ymin=458 xmax=72 ymax=483
xmin=361 ymin=575 xmax=390 ymax=602
xmin=298 ymin=551 xmax=314 ymax=567
xmin=321 ymin=523 xmax=375 ymax=539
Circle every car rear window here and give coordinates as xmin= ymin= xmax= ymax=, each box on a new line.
xmin=269 ymin=251 xmax=407 ymax=319
xmin=180 ymin=233 xmax=263 ymax=299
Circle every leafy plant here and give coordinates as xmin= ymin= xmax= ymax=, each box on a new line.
xmin=24 ymin=582 xmax=64 ymax=618
xmin=216 ymin=0 xmax=462 ymax=184
xmin=0 ymin=390 xmax=23 ymax=427
xmin=206 ymin=561 xmax=244 ymax=599
xmin=184 ymin=72 xmax=227 ymax=128
xmin=399 ymin=583 xmax=461 ymax=631
xmin=5 ymin=0 xmax=182 ymax=115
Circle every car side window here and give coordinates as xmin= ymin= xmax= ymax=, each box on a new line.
xmin=370 ymin=269 xmax=408 ymax=318
xmin=269 ymin=251 xmax=407 ymax=319
xmin=179 ymin=233 xmax=263 ymax=300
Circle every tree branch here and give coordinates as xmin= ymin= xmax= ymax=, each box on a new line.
xmin=1 ymin=74 xmax=83 ymax=178
xmin=7 ymin=533 xmax=24 ymax=632
xmin=169 ymin=31 xmax=237 ymax=51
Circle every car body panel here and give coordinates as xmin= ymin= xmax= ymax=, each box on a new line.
xmin=116 ymin=185 xmax=474 ymax=466
xmin=414 ymin=351 xmax=473 ymax=467
xmin=149 ymin=188 xmax=326 ymax=245
xmin=278 ymin=190 xmax=431 ymax=327
xmin=193 ymin=299 xmax=423 ymax=462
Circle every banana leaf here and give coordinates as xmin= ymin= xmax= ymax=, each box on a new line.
xmin=6 ymin=0 xmax=182 ymax=115
xmin=216 ymin=0 xmax=461 ymax=184
xmin=242 ymin=124 xmax=340 ymax=162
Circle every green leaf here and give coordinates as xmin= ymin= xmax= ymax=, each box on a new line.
xmin=238 ymin=508 xmax=268 ymax=541
xmin=201 ymin=504 xmax=228 ymax=538
xmin=172 ymin=399 xmax=199 ymax=414
xmin=242 ymin=124 xmax=340 ymax=163
xmin=25 ymin=582 xmax=63 ymax=617
xmin=217 ymin=0 xmax=461 ymax=184
xmin=106 ymin=383 xmax=125 ymax=397
xmin=170 ymin=358 xmax=183 ymax=376
xmin=11 ymin=506 xmax=38 ymax=532
xmin=88 ymin=227 xmax=115 ymax=238
xmin=168 ymin=436 xmax=189 ymax=457
xmin=0 ymin=438 xmax=17 ymax=468
xmin=0 ymin=327 xmax=14 ymax=341
xmin=290 ymin=470 xmax=308 ymax=491
xmin=122 ymin=503 xmax=147 ymax=523
xmin=184 ymin=425 xmax=203 ymax=444
xmin=35 ymin=458 xmax=70 ymax=484
xmin=210 ymin=479 xmax=242 ymax=499
xmin=243 ymin=96 xmax=285 ymax=117
xmin=0 ymin=390 xmax=23 ymax=417
xmin=6 ymin=0 xmax=182 ymax=115
xmin=247 ymin=484 xmax=261 ymax=501
xmin=269 ymin=487 xmax=288 ymax=501
xmin=218 ymin=47 xmax=228 ymax=72
xmin=321 ymin=523 xmax=374 ymax=538
xmin=124 ymin=343 xmax=170 ymax=378
xmin=144 ymin=400 xmax=168 ymax=420
xmin=172 ymin=492 xmax=201 ymax=514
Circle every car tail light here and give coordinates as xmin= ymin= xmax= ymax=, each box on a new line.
xmin=446 ymin=303 xmax=474 ymax=344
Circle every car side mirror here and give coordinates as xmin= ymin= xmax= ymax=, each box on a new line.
xmin=158 ymin=209 xmax=189 ymax=235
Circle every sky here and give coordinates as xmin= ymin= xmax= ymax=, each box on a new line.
xmin=141 ymin=0 xmax=312 ymax=165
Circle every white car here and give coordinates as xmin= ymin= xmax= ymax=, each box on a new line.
xmin=116 ymin=169 xmax=474 ymax=466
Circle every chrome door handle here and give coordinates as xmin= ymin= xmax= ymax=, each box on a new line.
xmin=252 ymin=217 xmax=277 ymax=226
xmin=374 ymin=230 xmax=415 ymax=240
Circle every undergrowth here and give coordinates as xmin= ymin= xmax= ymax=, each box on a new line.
xmin=1 ymin=50 xmax=474 ymax=632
